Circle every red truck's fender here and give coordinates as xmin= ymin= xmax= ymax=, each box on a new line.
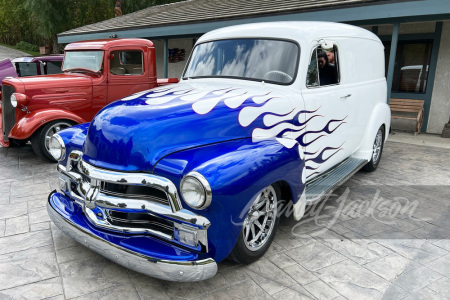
xmin=8 ymin=109 xmax=87 ymax=140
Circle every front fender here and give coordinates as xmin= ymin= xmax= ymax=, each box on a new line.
xmin=57 ymin=123 xmax=89 ymax=165
xmin=8 ymin=108 xmax=88 ymax=140
xmin=153 ymin=137 xmax=305 ymax=262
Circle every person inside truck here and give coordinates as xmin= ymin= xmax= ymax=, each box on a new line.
xmin=317 ymin=51 xmax=337 ymax=85
xmin=326 ymin=51 xmax=336 ymax=65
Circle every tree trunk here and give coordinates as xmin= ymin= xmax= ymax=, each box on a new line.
xmin=52 ymin=33 xmax=60 ymax=54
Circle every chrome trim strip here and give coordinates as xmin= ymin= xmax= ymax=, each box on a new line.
xmin=83 ymin=206 xmax=173 ymax=239
xmin=47 ymin=199 xmax=217 ymax=282
xmin=94 ymin=192 xmax=211 ymax=228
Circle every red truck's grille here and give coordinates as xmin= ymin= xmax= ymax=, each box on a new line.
xmin=1 ymin=85 xmax=15 ymax=142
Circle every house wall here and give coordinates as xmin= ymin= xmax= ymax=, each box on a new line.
xmin=427 ymin=20 xmax=450 ymax=134
xmin=370 ymin=21 xmax=446 ymax=134
xmin=153 ymin=38 xmax=195 ymax=79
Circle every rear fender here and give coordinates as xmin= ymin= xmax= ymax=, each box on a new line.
xmin=8 ymin=108 xmax=87 ymax=140
xmin=153 ymin=137 xmax=306 ymax=261
xmin=353 ymin=102 xmax=391 ymax=161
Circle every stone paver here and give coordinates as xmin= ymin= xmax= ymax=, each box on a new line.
xmin=0 ymin=138 xmax=449 ymax=299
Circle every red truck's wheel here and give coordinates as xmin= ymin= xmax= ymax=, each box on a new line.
xmin=31 ymin=120 xmax=75 ymax=162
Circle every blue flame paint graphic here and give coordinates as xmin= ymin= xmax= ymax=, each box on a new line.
xmin=135 ymin=85 xmax=348 ymax=179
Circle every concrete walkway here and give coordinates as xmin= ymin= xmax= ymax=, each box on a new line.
xmin=389 ymin=130 xmax=450 ymax=149
xmin=0 ymin=45 xmax=28 ymax=61
xmin=0 ymin=138 xmax=449 ymax=299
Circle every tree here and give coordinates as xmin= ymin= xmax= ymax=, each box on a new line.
xmin=25 ymin=0 xmax=69 ymax=53
xmin=122 ymin=0 xmax=184 ymax=14
xmin=1 ymin=0 xmax=183 ymax=53
xmin=0 ymin=0 xmax=37 ymax=45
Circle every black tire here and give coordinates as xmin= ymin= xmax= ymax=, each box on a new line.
xmin=228 ymin=184 xmax=280 ymax=264
xmin=362 ymin=126 xmax=385 ymax=172
xmin=10 ymin=139 xmax=28 ymax=147
xmin=31 ymin=120 xmax=75 ymax=162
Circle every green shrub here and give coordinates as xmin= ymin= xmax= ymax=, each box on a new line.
xmin=15 ymin=41 xmax=39 ymax=52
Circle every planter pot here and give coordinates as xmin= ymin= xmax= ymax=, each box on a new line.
xmin=40 ymin=46 xmax=50 ymax=55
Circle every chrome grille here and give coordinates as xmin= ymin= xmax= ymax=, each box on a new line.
xmin=1 ymin=84 xmax=15 ymax=142
xmin=100 ymin=181 xmax=169 ymax=206
xmin=57 ymin=153 xmax=211 ymax=252
xmin=105 ymin=210 xmax=174 ymax=237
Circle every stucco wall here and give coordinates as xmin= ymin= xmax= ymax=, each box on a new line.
xmin=427 ymin=21 xmax=450 ymax=134
xmin=153 ymin=38 xmax=195 ymax=79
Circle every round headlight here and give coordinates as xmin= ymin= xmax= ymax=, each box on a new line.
xmin=48 ymin=134 xmax=66 ymax=161
xmin=180 ymin=172 xmax=212 ymax=209
xmin=10 ymin=94 xmax=17 ymax=108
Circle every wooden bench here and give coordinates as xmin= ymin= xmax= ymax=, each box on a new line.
xmin=389 ymin=98 xmax=424 ymax=135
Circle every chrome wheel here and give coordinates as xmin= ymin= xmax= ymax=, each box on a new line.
xmin=372 ymin=129 xmax=383 ymax=164
xmin=44 ymin=122 xmax=72 ymax=154
xmin=243 ymin=186 xmax=278 ymax=251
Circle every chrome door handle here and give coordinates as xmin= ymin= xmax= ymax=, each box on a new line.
xmin=340 ymin=94 xmax=352 ymax=99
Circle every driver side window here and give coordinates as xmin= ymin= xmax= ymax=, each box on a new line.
xmin=110 ymin=50 xmax=144 ymax=75
xmin=306 ymin=45 xmax=340 ymax=87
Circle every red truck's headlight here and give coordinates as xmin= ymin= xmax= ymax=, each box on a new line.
xmin=11 ymin=93 xmax=30 ymax=108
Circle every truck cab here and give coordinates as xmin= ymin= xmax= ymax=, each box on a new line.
xmin=0 ymin=38 xmax=177 ymax=161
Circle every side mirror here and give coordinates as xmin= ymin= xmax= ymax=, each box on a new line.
xmin=320 ymin=40 xmax=334 ymax=51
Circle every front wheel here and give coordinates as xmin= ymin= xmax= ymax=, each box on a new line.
xmin=31 ymin=120 xmax=75 ymax=162
xmin=363 ymin=126 xmax=384 ymax=172
xmin=228 ymin=184 xmax=280 ymax=264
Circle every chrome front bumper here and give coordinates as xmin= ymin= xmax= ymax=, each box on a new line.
xmin=47 ymin=193 xmax=217 ymax=282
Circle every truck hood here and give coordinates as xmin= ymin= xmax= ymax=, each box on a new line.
xmin=13 ymin=73 xmax=93 ymax=91
xmin=83 ymin=80 xmax=301 ymax=172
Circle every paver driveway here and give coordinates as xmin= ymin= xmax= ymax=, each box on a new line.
xmin=0 ymin=140 xmax=449 ymax=299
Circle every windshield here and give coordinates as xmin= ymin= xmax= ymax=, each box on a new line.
xmin=62 ymin=51 xmax=104 ymax=72
xmin=183 ymin=39 xmax=299 ymax=84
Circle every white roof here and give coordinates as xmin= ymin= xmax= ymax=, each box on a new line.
xmin=198 ymin=21 xmax=380 ymax=44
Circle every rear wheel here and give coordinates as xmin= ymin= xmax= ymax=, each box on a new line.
xmin=363 ymin=126 xmax=384 ymax=172
xmin=31 ymin=120 xmax=75 ymax=162
xmin=228 ymin=184 xmax=280 ymax=264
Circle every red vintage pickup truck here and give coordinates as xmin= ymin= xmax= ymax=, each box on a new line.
xmin=0 ymin=38 xmax=177 ymax=161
